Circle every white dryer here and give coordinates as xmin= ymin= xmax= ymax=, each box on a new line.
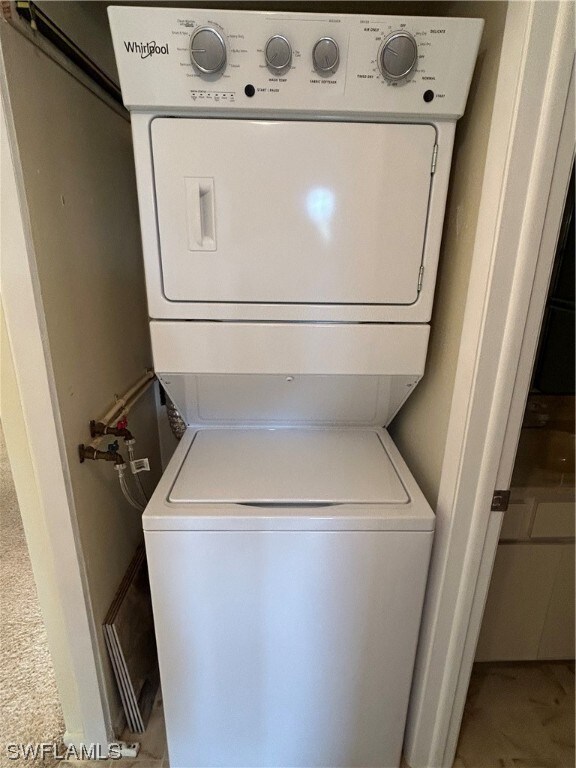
xmin=108 ymin=8 xmax=483 ymax=768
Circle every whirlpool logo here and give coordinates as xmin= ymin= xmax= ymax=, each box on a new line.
xmin=123 ymin=40 xmax=169 ymax=59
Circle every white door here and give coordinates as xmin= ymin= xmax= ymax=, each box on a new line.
xmin=152 ymin=119 xmax=436 ymax=305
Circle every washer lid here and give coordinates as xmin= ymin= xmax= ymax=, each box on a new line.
xmin=169 ymin=429 xmax=409 ymax=505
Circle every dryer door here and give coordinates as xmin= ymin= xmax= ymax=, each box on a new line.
xmin=152 ymin=119 xmax=436 ymax=306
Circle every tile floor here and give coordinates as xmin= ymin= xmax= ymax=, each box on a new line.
xmin=454 ymin=661 xmax=575 ymax=768
xmin=59 ymin=661 xmax=575 ymax=768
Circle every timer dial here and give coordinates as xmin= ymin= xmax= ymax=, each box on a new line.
xmin=379 ymin=31 xmax=418 ymax=82
xmin=265 ymin=35 xmax=292 ymax=71
xmin=190 ymin=26 xmax=227 ymax=75
xmin=312 ymin=37 xmax=339 ymax=74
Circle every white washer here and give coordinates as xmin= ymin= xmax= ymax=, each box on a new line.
xmin=145 ymin=427 xmax=433 ymax=768
xmin=108 ymin=8 xmax=483 ymax=767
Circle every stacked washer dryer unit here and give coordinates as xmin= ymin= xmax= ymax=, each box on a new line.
xmin=109 ymin=8 xmax=482 ymax=768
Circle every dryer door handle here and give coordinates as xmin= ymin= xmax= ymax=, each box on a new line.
xmin=185 ymin=177 xmax=216 ymax=251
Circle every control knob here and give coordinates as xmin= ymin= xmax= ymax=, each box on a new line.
xmin=190 ymin=26 xmax=227 ymax=75
xmin=265 ymin=35 xmax=292 ymax=72
xmin=312 ymin=37 xmax=339 ymax=74
xmin=378 ymin=30 xmax=418 ymax=82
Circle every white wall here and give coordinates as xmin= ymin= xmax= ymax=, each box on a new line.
xmin=390 ymin=1 xmax=509 ymax=507
xmin=1 ymin=21 xmax=162 ymax=736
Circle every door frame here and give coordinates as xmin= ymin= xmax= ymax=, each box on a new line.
xmin=444 ymin=60 xmax=575 ymax=767
xmin=495 ymin=65 xmax=575 ymax=496
xmin=404 ymin=2 xmax=575 ymax=766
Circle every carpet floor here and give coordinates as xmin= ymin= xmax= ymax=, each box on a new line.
xmin=0 ymin=423 xmax=64 ymax=766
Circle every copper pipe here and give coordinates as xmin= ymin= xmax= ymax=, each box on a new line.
xmin=89 ymin=421 xmax=133 ymax=440
xmin=78 ymin=444 xmax=124 ymax=465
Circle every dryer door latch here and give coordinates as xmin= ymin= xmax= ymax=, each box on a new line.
xmin=431 ymin=144 xmax=438 ymax=175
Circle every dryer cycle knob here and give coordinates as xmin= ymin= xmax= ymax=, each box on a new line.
xmin=378 ymin=30 xmax=418 ymax=82
xmin=265 ymin=35 xmax=292 ymax=71
xmin=190 ymin=26 xmax=227 ymax=75
xmin=312 ymin=37 xmax=339 ymax=74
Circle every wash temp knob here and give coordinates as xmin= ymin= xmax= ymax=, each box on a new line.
xmin=265 ymin=35 xmax=292 ymax=71
xmin=190 ymin=26 xmax=227 ymax=74
xmin=378 ymin=30 xmax=418 ymax=82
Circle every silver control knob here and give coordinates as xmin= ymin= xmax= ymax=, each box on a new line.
xmin=312 ymin=37 xmax=339 ymax=74
xmin=265 ymin=35 xmax=292 ymax=71
xmin=190 ymin=26 xmax=227 ymax=75
xmin=378 ymin=31 xmax=418 ymax=82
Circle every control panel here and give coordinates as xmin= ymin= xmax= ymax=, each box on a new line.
xmin=108 ymin=7 xmax=483 ymax=118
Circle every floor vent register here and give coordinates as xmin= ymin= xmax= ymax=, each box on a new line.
xmin=103 ymin=544 xmax=159 ymax=733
